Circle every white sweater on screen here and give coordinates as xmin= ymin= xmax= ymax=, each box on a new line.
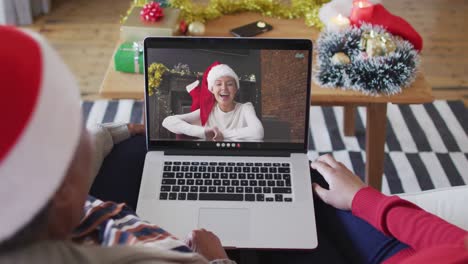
xmin=162 ymin=102 xmax=264 ymax=141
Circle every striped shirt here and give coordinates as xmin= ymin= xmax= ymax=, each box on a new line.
xmin=72 ymin=195 xmax=191 ymax=253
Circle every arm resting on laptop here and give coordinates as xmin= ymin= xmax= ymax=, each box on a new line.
xmin=162 ymin=109 xmax=206 ymax=139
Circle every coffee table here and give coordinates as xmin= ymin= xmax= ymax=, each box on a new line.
xmin=99 ymin=13 xmax=433 ymax=190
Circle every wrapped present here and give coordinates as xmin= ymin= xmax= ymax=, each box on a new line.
xmin=114 ymin=42 xmax=143 ymax=74
xmin=120 ymin=7 xmax=180 ymax=42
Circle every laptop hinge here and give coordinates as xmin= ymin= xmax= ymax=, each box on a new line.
xmin=164 ymin=149 xmax=292 ymax=157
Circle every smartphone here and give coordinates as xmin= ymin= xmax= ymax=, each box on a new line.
xmin=230 ymin=20 xmax=273 ymax=37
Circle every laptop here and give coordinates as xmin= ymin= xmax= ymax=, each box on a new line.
xmin=136 ymin=37 xmax=317 ymax=249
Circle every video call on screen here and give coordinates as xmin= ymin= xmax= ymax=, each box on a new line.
xmin=147 ymin=48 xmax=309 ymax=144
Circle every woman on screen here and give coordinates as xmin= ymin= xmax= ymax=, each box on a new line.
xmin=162 ymin=64 xmax=264 ymax=141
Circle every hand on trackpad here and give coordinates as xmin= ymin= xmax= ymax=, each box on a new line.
xmin=198 ymin=208 xmax=250 ymax=242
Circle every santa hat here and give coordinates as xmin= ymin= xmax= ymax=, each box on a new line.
xmin=0 ymin=26 xmax=82 ymax=242
xmin=186 ymin=62 xmax=220 ymax=125
xmin=319 ymin=1 xmax=423 ymax=51
xmin=206 ymin=64 xmax=240 ymax=93
xmin=350 ymin=4 xmax=423 ymax=51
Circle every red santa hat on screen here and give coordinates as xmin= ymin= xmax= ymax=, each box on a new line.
xmin=207 ymin=64 xmax=240 ymax=93
xmin=186 ymin=61 xmax=220 ymax=125
xmin=186 ymin=63 xmax=240 ymax=125
xmin=0 ymin=26 xmax=82 ymax=242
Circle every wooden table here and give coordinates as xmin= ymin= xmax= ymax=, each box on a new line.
xmin=99 ymin=13 xmax=433 ymax=190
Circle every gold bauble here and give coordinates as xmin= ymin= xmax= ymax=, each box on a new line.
xmin=188 ymin=21 xmax=206 ymax=36
xmin=360 ymin=30 xmax=397 ymax=57
xmin=331 ymin=52 xmax=351 ymax=65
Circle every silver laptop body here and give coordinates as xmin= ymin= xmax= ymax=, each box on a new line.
xmin=137 ymin=37 xmax=317 ymax=250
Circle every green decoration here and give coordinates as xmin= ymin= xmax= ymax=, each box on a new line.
xmin=114 ymin=42 xmax=144 ymax=74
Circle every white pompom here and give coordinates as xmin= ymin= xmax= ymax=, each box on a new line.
xmin=186 ymin=80 xmax=200 ymax=93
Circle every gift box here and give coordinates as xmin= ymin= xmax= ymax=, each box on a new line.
xmin=114 ymin=42 xmax=144 ymax=74
xmin=120 ymin=7 xmax=180 ymax=42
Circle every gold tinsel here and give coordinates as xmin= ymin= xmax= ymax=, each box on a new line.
xmin=170 ymin=0 xmax=327 ymax=27
xmin=147 ymin=63 xmax=169 ymax=96
xmin=148 ymin=62 xmax=199 ymax=95
xmin=134 ymin=0 xmax=149 ymax=6
xmin=122 ymin=0 xmax=328 ymax=28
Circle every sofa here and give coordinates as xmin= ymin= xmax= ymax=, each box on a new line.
xmin=398 ymin=185 xmax=468 ymax=230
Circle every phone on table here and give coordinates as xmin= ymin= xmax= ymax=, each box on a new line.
xmin=230 ymin=20 xmax=273 ymax=37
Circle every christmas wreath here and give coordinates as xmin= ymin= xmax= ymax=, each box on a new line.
xmin=314 ymin=24 xmax=420 ymax=95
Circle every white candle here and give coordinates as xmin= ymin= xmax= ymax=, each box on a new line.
xmin=356 ymin=0 xmax=372 ymax=8
xmin=328 ymin=14 xmax=350 ymax=32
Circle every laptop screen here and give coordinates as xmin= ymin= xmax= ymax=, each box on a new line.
xmin=144 ymin=38 xmax=312 ymax=152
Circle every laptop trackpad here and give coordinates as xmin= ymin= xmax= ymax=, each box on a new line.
xmin=198 ymin=208 xmax=250 ymax=241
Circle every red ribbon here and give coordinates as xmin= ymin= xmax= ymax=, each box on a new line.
xmin=140 ymin=2 xmax=164 ymax=23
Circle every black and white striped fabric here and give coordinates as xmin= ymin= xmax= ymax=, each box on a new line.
xmin=82 ymin=100 xmax=467 ymax=195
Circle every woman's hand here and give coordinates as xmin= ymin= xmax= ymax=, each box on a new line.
xmin=212 ymin=127 xmax=224 ymax=141
xmin=127 ymin=124 xmax=145 ymax=136
xmin=205 ymin=127 xmax=216 ymax=140
xmin=185 ymin=229 xmax=229 ymax=261
xmin=205 ymin=127 xmax=224 ymax=141
xmin=311 ymin=154 xmax=366 ymax=211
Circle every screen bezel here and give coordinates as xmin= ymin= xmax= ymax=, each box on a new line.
xmin=144 ymin=37 xmax=312 ymax=153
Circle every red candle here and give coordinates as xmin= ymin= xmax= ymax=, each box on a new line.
xmin=350 ymin=0 xmax=375 ymax=26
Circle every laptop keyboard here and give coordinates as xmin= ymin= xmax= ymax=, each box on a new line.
xmin=159 ymin=161 xmax=293 ymax=202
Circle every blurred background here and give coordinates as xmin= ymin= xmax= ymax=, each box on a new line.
xmin=3 ymin=0 xmax=467 ymax=105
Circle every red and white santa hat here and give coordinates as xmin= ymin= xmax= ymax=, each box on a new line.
xmin=0 ymin=26 xmax=82 ymax=242
xmin=206 ymin=64 xmax=240 ymax=93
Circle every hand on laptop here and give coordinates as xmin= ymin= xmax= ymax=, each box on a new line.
xmin=311 ymin=154 xmax=366 ymax=211
xmin=185 ymin=228 xmax=229 ymax=261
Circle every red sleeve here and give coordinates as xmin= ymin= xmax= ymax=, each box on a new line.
xmin=351 ymin=187 xmax=468 ymax=251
